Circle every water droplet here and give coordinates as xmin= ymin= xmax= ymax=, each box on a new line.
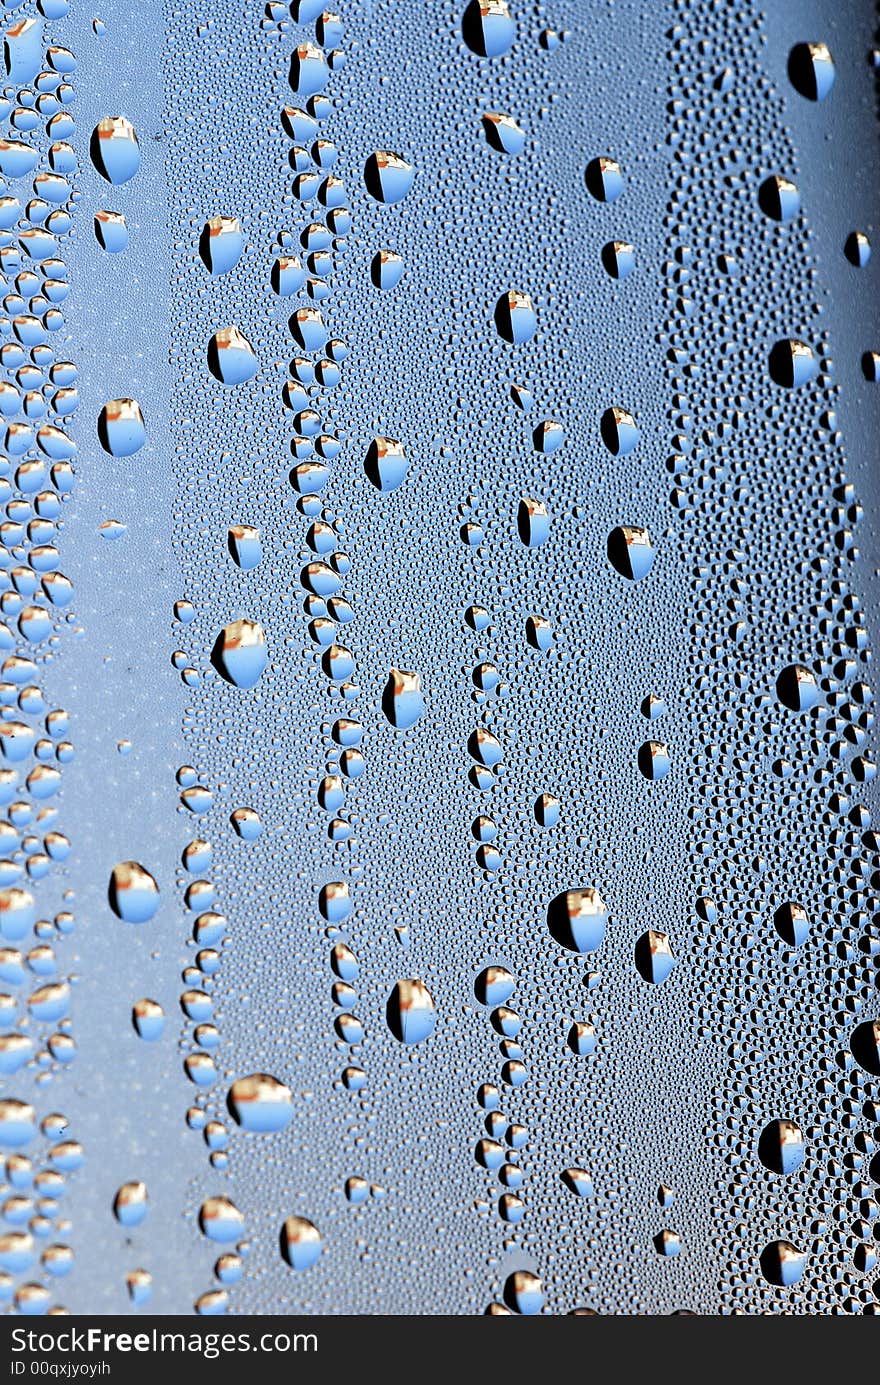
xmin=370 ymin=249 xmax=404 ymax=290
xmin=600 ymin=406 xmax=640 ymax=456
xmin=844 ymin=230 xmax=871 ymax=267
xmin=462 ymin=0 xmax=515 ymax=58
xmin=280 ymin=1215 xmax=322 ymax=1270
xmin=653 ymin=1229 xmax=681 ymax=1257
xmin=637 ymin=740 xmax=671 ymax=781
xmin=227 ymin=1074 xmax=293 ymax=1133
xmin=776 ymin=663 xmax=818 ymax=713
xmin=207 ymin=326 xmax=258 ymax=386
xmin=494 ymin=289 xmax=536 ymax=345
xmin=97 ymin=398 xmax=145 ymax=457
xmin=364 ymin=435 xmax=408 ymax=492
xmin=230 ymin=806 xmax=262 ymax=840
xmin=132 ymin=998 xmax=164 ymax=1041
xmin=474 ymin=965 xmax=515 ymax=1007
xmin=547 ymin=888 xmax=608 ymax=953
xmin=517 ymin=496 xmax=550 ymax=548
xmin=386 ymin=978 xmax=436 ymax=1045
xmin=199 ymin=216 xmax=244 ymax=276
xmin=758 ymin=1119 xmax=805 ymax=1175
xmin=772 ymin=902 xmax=809 ymax=947
xmin=606 ymin=525 xmax=655 ymax=581
xmin=126 ymin=1269 xmax=152 ymax=1305
xmin=481 ymin=111 xmax=525 ymax=154
xmin=788 ymin=41 xmax=835 ymax=102
xmin=199 ymin=1196 xmax=245 ymax=1244
xmin=601 ymin=240 xmax=635 ymax=279
xmin=363 ymin=151 xmax=414 ymax=205
xmin=381 ymin=668 xmax=424 ymax=729
xmin=560 ymin=1167 xmax=593 ymax=1198
xmin=585 ymin=155 xmax=623 ymax=202
xmin=0 ymin=1099 xmax=35 ymax=1148
xmin=211 ymin=619 xmax=268 ymax=689
xmin=90 ymin=116 xmax=140 ymax=184
xmin=227 ymin=525 xmax=262 ymax=571
xmin=759 ymin=1239 xmax=807 ymax=1287
xmin=768 ymin=338 xmax=816 ymax=389
xmin=113 ymin=1181 xmax=147 ymax=1228
xmin=94 ymin=209 xmax=128 ymax=252
xmin=851 ymin=1019 xmax=880 ymax=1077
xmin=634 ymin=929 xmax=676 ymax=983
xmin=108 ymin=861 xmax=160 ymax=924
xmin=289 ymin=43 xmax=329 ymax=98
xmin=502 ymin=1269 xmax=544 ymax=1315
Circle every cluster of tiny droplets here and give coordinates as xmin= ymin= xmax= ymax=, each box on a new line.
xmin=665 ymin=1 xmax=879 ymax=1314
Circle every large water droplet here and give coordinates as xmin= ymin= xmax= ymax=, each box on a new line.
xmin=227 ymin=1074 xmax=294 ymax=1133
xmin=363 ymin=151 xmax=414 ymax=205
xmin=211 ymin=619 xmax=268 ymax=690
xmin=502 ymin=1269 xmax=544 ymax=1315
xmin=108 ymin=861 xmax=160 ymax=924
xmin=364 ymin=436 xmax=408 ymax=492
xmin=759 ymin=1240 xmax=807 ymax=1287
xmin=280 ymin=1215 xmax=322 ymax=1270
xmin=207 ymin=326 xmax=258 ymax=386
xmin=758 ymin=1119 xmax=805 ymax=1175
xmin=199 ymin=216 xmax=244 ymax=276
xmin=90 ymin=116 xmax=140 ymax=184
xmin=382 ymin=668 xmax=424 ymax=729
xmin=787 ymin=41 xmax=835 ymax=102
xmin=97 ymin=398 xmax=145 ymax=457
xmin=386 ymin=978 xmax=436 ymax=1045
xmin=851 ymin=1019 xmax=880 ymax=1077
xmin=494 ymin=289 xmax=536 ymax=344
xmin=606 ymin=525 xmax=655 ymax=580
xmin=462 ymin=0 xmax=515 ymax=59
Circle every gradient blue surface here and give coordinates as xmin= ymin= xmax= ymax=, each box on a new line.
xmin=0 ymin=0 xmax=878 ymax=1315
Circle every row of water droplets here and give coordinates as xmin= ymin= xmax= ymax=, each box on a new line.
xmin=0 ymin=0 xmax=153 ymax=1315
